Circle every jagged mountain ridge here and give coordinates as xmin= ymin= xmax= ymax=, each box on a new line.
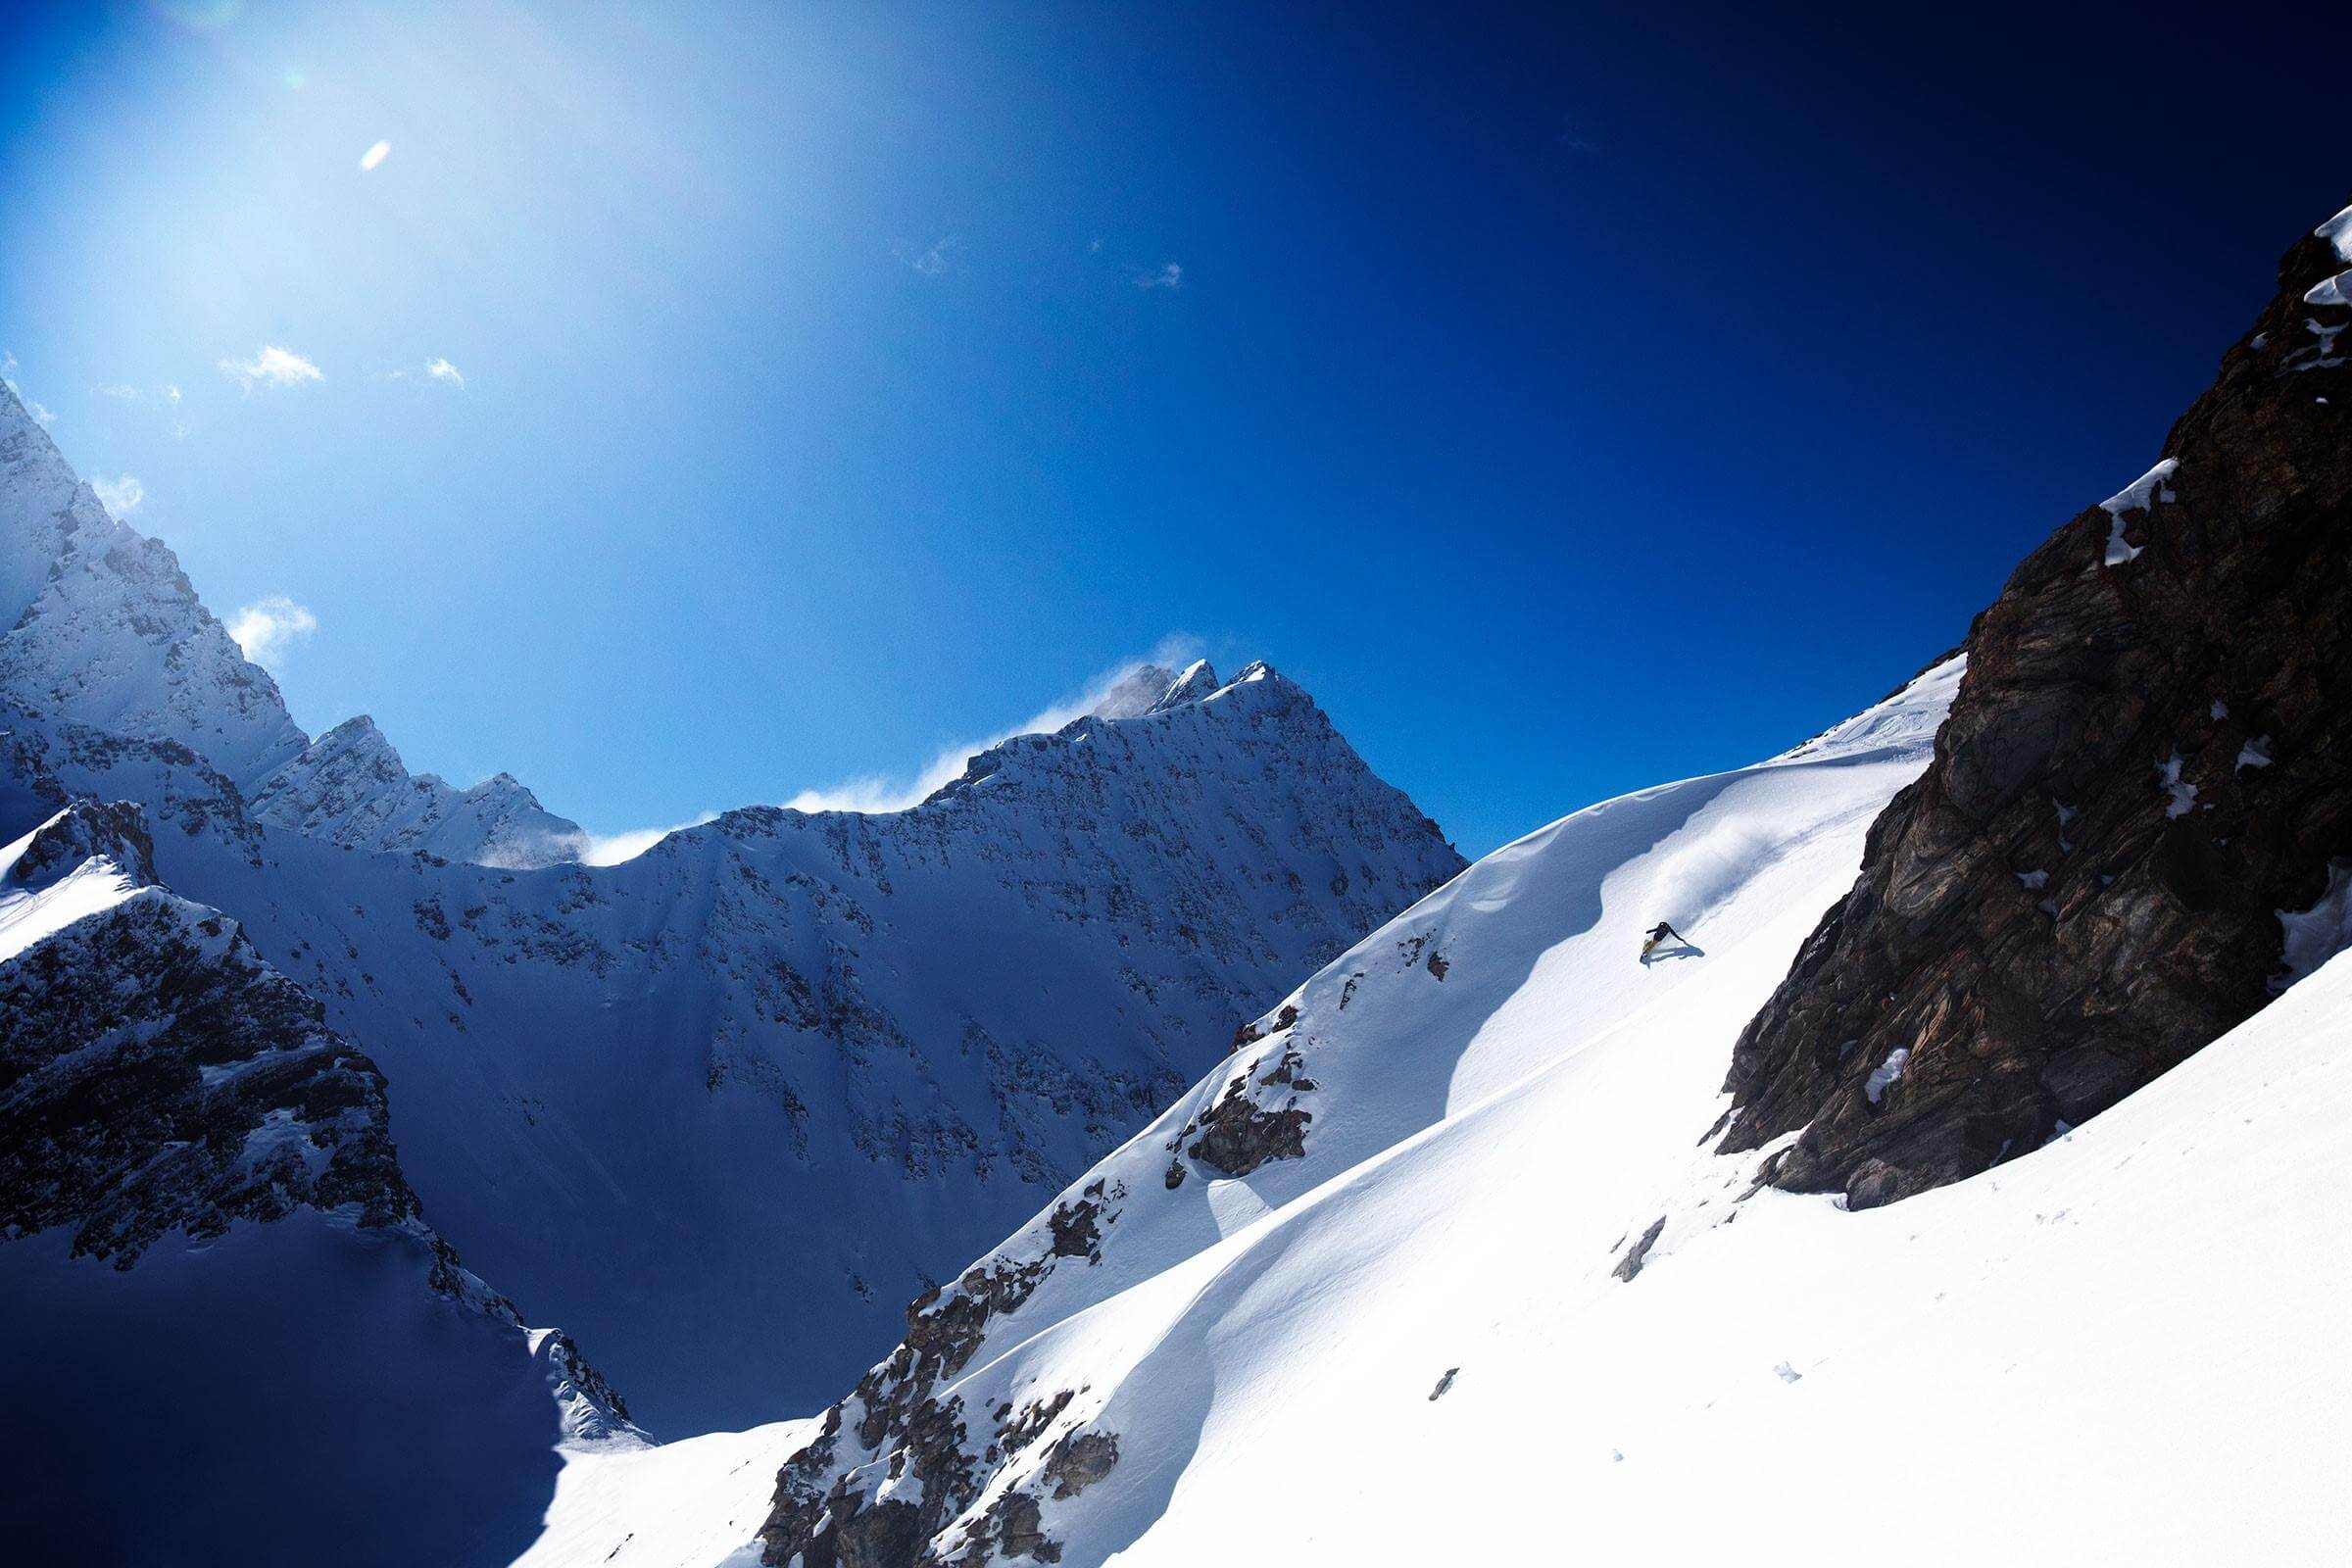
xmin=0 ymin=388 xmax=1468 ymax=1432
xmin=1719 ymin=197 xmax=2352 ymax=1205
xmin=0 ymin=801 xmax=638 ymax=1565
xmin=2 ymin=650 xmax=1464 ymax=1431
xmin=250 ymin=713 xmax=586 ymax=869
xmin=0 ymin=380 xmax=583 ymax=868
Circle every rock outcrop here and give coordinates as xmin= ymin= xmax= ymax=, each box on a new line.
xmin=1722 ymin=198 xmax=2352 ymax=1207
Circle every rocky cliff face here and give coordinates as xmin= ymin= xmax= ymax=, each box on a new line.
xmin=1720 ymin=199 xmax=2352 ymax=1208
xmin=0 ymin=802 xmax=422 ymax=1259
xmin=0 ymin=804 xmax=644 ymax=1563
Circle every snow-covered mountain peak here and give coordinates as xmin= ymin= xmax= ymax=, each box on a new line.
xmin=0 ymin=424 xmax=601 ymax=871
xmin=0 ymin=378 xmax=127 ymax=638
xmin=246 ymin=715 xmax=586 ymax=869
xmin=0 ymin=413 xmax=310 ymax=788
xmin=1148 ymin=658 xmax=1221 ymax=711
xmin=0 ymin=800 xmax=161 ymax=962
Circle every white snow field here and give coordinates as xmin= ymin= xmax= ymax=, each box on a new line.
xmin=638 ymin=651 xmax=2346 ymax=1568
xmin=514 ymin=1419 xmax=820 ymax=1568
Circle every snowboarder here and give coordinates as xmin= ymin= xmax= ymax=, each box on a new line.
xmin=1641 ymin=920 xmax=1686 ymax=959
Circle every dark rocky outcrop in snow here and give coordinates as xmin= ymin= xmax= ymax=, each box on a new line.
xmin=0 ymin=802 xmax=640 ymax=1435
xmin=760 ymin=1183 xmax=1127 ymax=1567
xmin=1723 ymin=199 xmax=2352 ymax=1208
xmin=0 ymin=806 xmax=423 ymax=1259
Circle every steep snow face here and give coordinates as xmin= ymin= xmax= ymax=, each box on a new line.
xmin=6 ymin=654 xmax=1464 ymax=1434
xmin=249 ymin=715 xmax=586 ymax=868
xmin=744 ymin=652 xmax=2349 ymax=1568
xmin=0 ymin=372 xmax=97 ymax=617
xmin=0 ymin=805 xmax=639 ymax=1565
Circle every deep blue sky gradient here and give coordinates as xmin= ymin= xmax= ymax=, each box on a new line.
xmin=1 ymin=0 xmax=2341 ymax=854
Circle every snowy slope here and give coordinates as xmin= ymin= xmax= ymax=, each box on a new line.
xmin=0 ymin=804 xmax=641 ymax=1565
xmin=515 ymin=1420 xmax=822 ymax=1568
xmin=739 ymin=655 xmax=2349 ymax=1567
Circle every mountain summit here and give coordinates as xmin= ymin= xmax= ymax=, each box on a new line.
xmin=0 ymin=390 xmax=1468 ymax=1435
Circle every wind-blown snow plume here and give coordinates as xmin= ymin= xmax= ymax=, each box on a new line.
xmin=785 ymin=640 xmax=1202 ymax=813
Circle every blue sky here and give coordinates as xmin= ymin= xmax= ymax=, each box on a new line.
xmin=1 ymin=0 xmax=2341 ymax=857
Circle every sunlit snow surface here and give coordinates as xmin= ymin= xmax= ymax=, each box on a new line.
xmin=0 ymin=812 xmax=142 ymax=960
xmin=515 ymin=1419 xmax=820 ymax=1568
xmin=547 ymin=652 xmax=2349 ymax=1566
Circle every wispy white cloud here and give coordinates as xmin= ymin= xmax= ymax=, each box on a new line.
xmin=92 ymin=475 xmax=144 ymax=516
xmin=785 ymin=637 xmax=1202 ymax=814
xmin=424 ymin=358 xmax=466 ymax=388
xmin=219 ymin=345 xmax=323 ymax=391
xmin=94 ymin=381 xmax=183 ymax=409
xmin=360 ymin=139 xmax=391 ymax=172
xmin=226 ymin=595 xmax=318 ymax=667
xmin=898 ymin=235 xmax=962 ymax=276
xmin=1135 ymin=262 xmax=1184 ymax=290
xmin=568 ymin=811 xmax=721 ymax=866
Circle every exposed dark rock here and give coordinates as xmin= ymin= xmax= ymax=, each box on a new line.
xmin=1047 ymin=1198 xmax=1102 ymax=1260
xmin=0 ymin=886 xmax=424 ymax=1260
xmin=1428 ymin=1367 xmax=1459 ymax=1401
xmin=1186 ymin=1067 xmax=1309 ymax=1178
xmin=1612 ymin=1216 xmax=1667 ymax=1282
xmin=10 ymin=798 xmax=156 ymax=887
xmin=1723 ymin=199 xmax=2352 ymax=1208
xmin=1042 ymin=1428 xmax=1118 ymax=1499
xmin=1230 ymin=1002 xmax=1298 ymax=1052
